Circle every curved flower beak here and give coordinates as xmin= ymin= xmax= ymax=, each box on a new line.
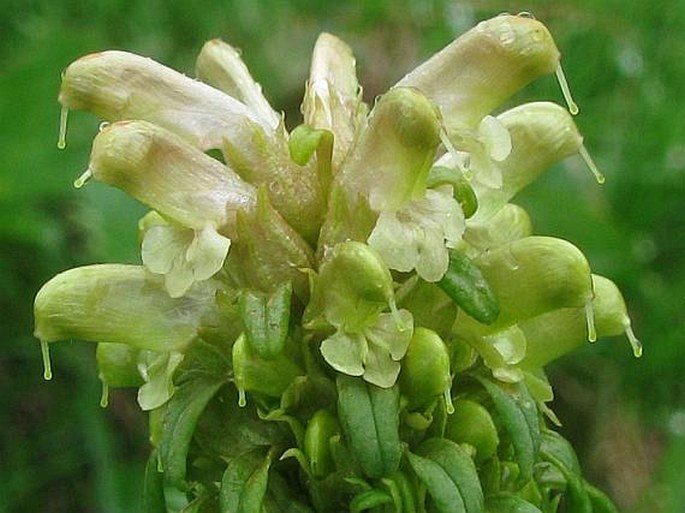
xmin=396 ymin=13 xmax=562 ymax=133
xmin=34 ymin=264 xmax=223 ymax=353
xmin=59 ymin=50 xmax=269 ymax=152
xmin=86 ymin=120 xmax=256 ymax=233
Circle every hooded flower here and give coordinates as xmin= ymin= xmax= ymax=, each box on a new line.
xmin=35 ymin=12 xmax=630 ymax=400
xmin=32 ymin=16 xmax=638 ymax=512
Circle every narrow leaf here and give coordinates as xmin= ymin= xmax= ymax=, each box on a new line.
xmin=475 ymin=376 xmax=536 ymax=483
xmin=160 ymin=377 xmax=225 ymax=488
xmin=350 ymin=489 xmax=394 ymax=512
xmin=336 ymin=375 xmax=401 ymax=478
xmin=485 ymin=493 xmax=543 ymax=513
xmin=220 ymin=451 xmax=271 ymax=513
xmin=437 ymin=250 xmax=499 ymax=325
xmin=416 ymin=438 xmax=484 ymax=513
xmin=407 ymin=450 xmax=466 ymax=513
xmin=142 ymin=450 xmax=166 ymax=513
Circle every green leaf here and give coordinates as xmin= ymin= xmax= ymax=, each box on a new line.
xmin=350 ymin=489 xmax=394 ymax=512
xmin=475 ymin=376 xmax=536 ymax=484
xmin=193 ymin=386 xmax=290 ymax=462
xmin=541 ymin=452 xmax=592 ymax=513
xmin=262 ymin=471 xmax=315 ymax=513
xmin=513 ymin=383 xmax=541 ymax=456
xmin=239 ymin=281 xmax=293 ymax=360
xmin=415 ymin=438 xmax=484 ymax=513
xmin=142 ymin=450 xmax=166 ymax=513
xmin=437 ymin=249 xmax=499 ymax=325
xmin=382 ymin=471 xmax=418 ymax=513
xmin=584 ymin=483 xmax=619 ymax=513
xmin=160 ymin=376 xmax=225 ymax=488
xmin=485 ymin=493 xmax=542 ymax=513
xmin=219 ymin=450 xmax=272 ymax=513
xmin=406 ymin=450 xmax=466 ymax=513
xmin=539 ymin=429 xmax=582 ymax=476
xmin=336 ymin=375 xmax=401 ymax=478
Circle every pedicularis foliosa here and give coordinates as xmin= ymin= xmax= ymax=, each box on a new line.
xmin=35 ymin=13 xmax=641 ymax=513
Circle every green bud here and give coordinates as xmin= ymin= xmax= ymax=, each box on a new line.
xmin=231 ymin=333 xmax=303 ymax=406
xmin=304 ymin=409 xmax=340 ymax=478
xmin=444 ymin=398 xmax=500 ymax=462
xmin=288 ymin=124 xmax=334 ymax=201
xmin=399 ymin=327 xmax=453 ymax=412
xmin=195 ymin=39 xmax=281 ymax=130
xmin=306 ymin=241 xmax=396 ymax=332
xmin=396 ymin=14 xmax=567 ymax=132
xmin=86 ymin=120 xmax=256 ymax=233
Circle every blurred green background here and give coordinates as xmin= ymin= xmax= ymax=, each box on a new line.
xmin=1 ymin=1 xmax=683 ymax=511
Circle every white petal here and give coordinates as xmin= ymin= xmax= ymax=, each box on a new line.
xmin=479 ymin=115 xmax=512 ymax=162
xmin=368 ymin=211 xmax=418 ymax=273
xmin=136 ymin=351 xmax=184 ymax=410
xmin=164 ymin=261 xmax=195 ymax=299
xmin=414 ymin=228 xmax=450 ymax=282
xmin=362 ymin=343 xmax=401 ymax=388
xmin=364 ymin=310 xmax=414 ymax=361
xmin=186 ymin=225 xmax=231 ymax=281
xmin=320 ymin=331 xmax=366 ymax=376
xmin=142 ymin=224 xmax=193 ymax=274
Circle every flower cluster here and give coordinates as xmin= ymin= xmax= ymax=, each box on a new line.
xmin=34 ymin=13 xmax=640 ymax=513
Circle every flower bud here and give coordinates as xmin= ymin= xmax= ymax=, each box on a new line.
xmin=444 ymin=398 xmax=500 ymax=462
xmin=231 ymin=333 xmax=303 ymax=406
xmin=399 ymin=327 xmax=453 ymax=412
xmin=195 ymin=39 xmax=281 ymax=130
xmin=396 ymin=14 xmax=566 ymax=132
xmin=306 ymin=241 xmax=396 ymax=332
xmin=304 ymin=409 xmax=340 ymax=478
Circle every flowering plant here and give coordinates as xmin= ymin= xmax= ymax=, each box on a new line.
xmin=35 ymin=13 xmax=641 ymax=512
